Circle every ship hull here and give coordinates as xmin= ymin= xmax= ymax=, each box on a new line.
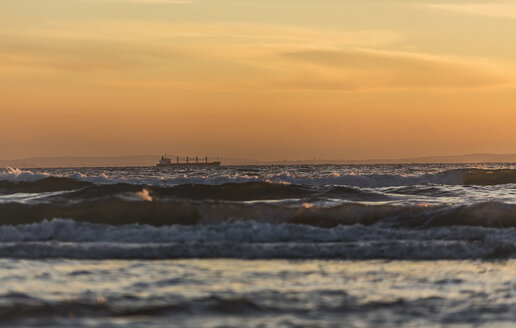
xmin=156 ymin=162 xmax=221 ymax=167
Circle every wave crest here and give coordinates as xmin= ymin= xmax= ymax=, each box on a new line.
xmin=0 ymin=200 xmax=515 ymax=228
xmin=2 ymin=167 xmax=516 ymax=187
xmin=0 ymin=219 xmax=514 ymax=260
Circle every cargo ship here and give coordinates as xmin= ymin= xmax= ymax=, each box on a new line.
xmin=156 ymin=155 xmax=221 ymax=167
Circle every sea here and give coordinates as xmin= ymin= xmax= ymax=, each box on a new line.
xmin=1 ymin=164 xmax=516 ymax=327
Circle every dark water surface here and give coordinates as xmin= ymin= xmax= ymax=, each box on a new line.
xmin=1 ymin=164 xmax=516 ymax=326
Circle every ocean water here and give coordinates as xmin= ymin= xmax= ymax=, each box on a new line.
xmin=1 ymin=164 xmax=516 ymax=327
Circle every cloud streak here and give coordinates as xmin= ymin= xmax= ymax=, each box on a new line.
xmin=86 ymin=0 xmax=194 ymax=3
xmin=274 ymin=48 xmax=510 ymax=91
xmin=1 ymin=20 xmax=513 ymax=92
xmin=425 ymin=1 xmax=516 ymax=19
xmin=9 ymin=21 xmax=404 ymax=48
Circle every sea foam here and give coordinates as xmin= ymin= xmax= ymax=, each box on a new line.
xmin=0 ymin=219 xmax=513 ymax=260
xmin=4 ymin=167 xmax=515 ymax=187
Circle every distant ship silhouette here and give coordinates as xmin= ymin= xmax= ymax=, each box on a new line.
xmin=156 ymin=155 xmax=221 ymax=167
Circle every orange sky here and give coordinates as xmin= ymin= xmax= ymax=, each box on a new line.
xmin=1 ymin=0 xmax=516 ymax=160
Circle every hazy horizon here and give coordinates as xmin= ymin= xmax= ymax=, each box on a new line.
xmin=4 ymin=151 xmax=516 ymax=161
xmin=3 ymin=152 xmax=516 ymax=168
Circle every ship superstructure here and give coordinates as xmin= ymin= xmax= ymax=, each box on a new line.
xmin=157 ymin=155 xmax=221 ymax=167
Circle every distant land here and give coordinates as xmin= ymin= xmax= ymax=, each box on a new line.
xmin=0 ymin=155 xmax=256 ymax=168
xmin=2 ymin=153 xmax=516 ymax=168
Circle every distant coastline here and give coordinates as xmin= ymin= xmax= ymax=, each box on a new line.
xmin=1 ymin=153 xmax=516 ymax=168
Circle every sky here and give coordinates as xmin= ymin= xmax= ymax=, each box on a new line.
xmin=1 ymin=0 xmax=516 ymax=160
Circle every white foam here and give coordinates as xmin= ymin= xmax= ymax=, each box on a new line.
xmin=0 ymin=168 xmax=466 ymax=188
xmin=0 ymin=239 xmax=501 ymax=260
xmin=263 ymin=171 xmax=464 ymax=187
xmin=0 ymin=167 xmax=49 ymax=182
xmin=0 ymin=219 xmax=514 ymax=259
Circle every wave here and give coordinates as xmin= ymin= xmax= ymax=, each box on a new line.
xmin=0 ymin=200 xmax=515 ymax=228
xmin=0 ymin=167 xmax=50 ymax=182
xmin=0 ymin=177 xmax=92 ymax=194
xmin=0 ymin=291 xmax=438 ymax=322
xmin=2 ymin=167 xmax=516 ymax=188
xmin=0 ymin=290 xmax=490 ymax=324
xmin=67 ymin=182 xmax=318 ymax=201
xmin=0 ymin=218 xmax=511 ymax=244
xmin=0 ymin=179 xmax=388 ymax=202
xmin=0 ymin=292 xmax=274 ymax=322
xmin=0 ymin=219 xmax=514 ymax=259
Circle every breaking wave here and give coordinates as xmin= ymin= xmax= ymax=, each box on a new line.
xmin=0 ymin=180 xmax=391 ymax=203
xmin=0 ymin=219 xmax=514 ymax=259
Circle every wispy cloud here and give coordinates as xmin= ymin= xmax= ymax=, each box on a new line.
xmin=425 ymin=1 xmax=516 ymax=19
xmin=1 ymin=20 xmax=513 ymax=92
xmin=82 ymin=0 xmax=194 ymax=4
xmin=9 ymin=21 xmax=404 ymax=48
xmin=272 ymin=48 xmax=511 ymax=91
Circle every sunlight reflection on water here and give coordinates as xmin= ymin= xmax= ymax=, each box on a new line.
xmin=0 ymin=259 xmax=515 ymax=327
